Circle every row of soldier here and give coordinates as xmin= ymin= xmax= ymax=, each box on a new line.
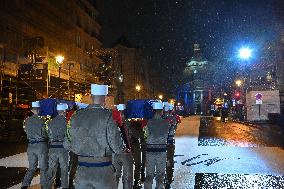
xmin=21 ymin=84 xmax=181 ymax=189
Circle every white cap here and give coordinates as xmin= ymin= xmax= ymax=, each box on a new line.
xmin=75 ymin=102 xmax=89 ymax=109
xmin=152 ymin=102 xmax=163 ymax=110
xmin=32 ymin=101 xmax=40 ymax=108
xmin=169 ymin=104 xmax=174 ymax=111
xmin=57 ymin=103 xmax=68 ymax=111
xmin=117 ymin=104 xmax=126 ymax=111
xmin=163 ymin=102 xmax=171 ymax=111
xmin=91 ymin=84 xmax=108 ymax=95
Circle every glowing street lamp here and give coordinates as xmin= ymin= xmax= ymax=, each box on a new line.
xmin=235 ymin=79 xmax=243 ymax=87
xmin=56 ymin=55 xmax=64 ymax=64
xmin=135 ymin=85 xmax=141 ymax=92
xmin=56 ymin=55 xmax=64 ymax=78
xmin=158 ymin=94 xmax=163 ymax=100
xmin=238 ymin=47 xmax=252 ymax=60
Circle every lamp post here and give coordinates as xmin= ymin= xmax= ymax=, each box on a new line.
xmin=56 ymin=55 xmax=64 ymax=78
xmin=135 ymin=84 xmax=141 ymax=99
xmin=237 ymin=47 xmax=253 ymax=120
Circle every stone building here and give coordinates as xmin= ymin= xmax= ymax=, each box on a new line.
xmin=112 ymin=36 xmax=152 ymax=103
xmin=0 ymin=0 xmax=103 ymax=109
xmin=178 ymin=44 xmax=211 ymax=115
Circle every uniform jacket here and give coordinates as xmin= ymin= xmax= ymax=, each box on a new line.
xmin=146 ymin=115 xmax=170 ymax=145
xmin=65 ymin=104 xmax=123 ymax=157
xmin=47 ymin=115 xmax=67 ymax=142
xmin=24 ymin=115 xmax=48 ymax=141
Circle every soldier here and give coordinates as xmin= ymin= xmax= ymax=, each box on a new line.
xmin=63 ymin=84 xmax=123 ymax=189
xmin=113 ymin=104 xmax=133 ymax=189
xmin=46 ymin=103 xmax=69 ymax=189
xmin=21 ymin=101 xmax=48 ymax=189
xmin=164 ymin=103 xmax=180 ymax=188
xmin=144 ymin=102 xmax=170 ymax=189
xmin=129 ymin=118 xmax=147 ymax=188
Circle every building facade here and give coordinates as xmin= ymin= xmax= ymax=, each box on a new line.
xmin=0 ymin=0 xmax=103 ymax=110
xmin=112 ymin=36 xmax=152 ymax=103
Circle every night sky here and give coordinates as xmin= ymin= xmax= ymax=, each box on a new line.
xmin=96 ymin=0 xmax=284 ymax=97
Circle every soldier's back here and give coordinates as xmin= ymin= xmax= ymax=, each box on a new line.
xmin=48 ymin=115 xmax=66 ymax=141
xmin=69 ymin=106 xmax=114 ymax=156
xmin=147 ymin=118 xmax=170 ymax=144
xmin=25 ymin=115 xmax=46 ymax=140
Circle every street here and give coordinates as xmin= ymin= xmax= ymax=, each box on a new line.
xmin=0 ymin=116 xmax=283 ymax=188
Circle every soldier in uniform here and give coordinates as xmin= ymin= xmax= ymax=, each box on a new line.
xmin=144 ymin=102 xmax=170 ymax=189
xmin=46 ymin=103 xmax=69 ymax=189
xmin=64 ymin=84 xmax=123 ymax=189
xmin=21 ymin=101 xmax=48 ymax=189
xmin=129 ymin=118 xmax=147 ymax=188
xmin=113 ymin=104 xmax=133 ymax=189
xmin=164 ymin=103 xmax=180 ymax=188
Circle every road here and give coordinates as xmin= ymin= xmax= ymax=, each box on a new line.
xmin=172 ymin=116 xmax=284 ymax=188
xmin=0 ymin=116 xmax=283 ymax=188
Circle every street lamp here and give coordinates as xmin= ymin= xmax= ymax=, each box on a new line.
xmin=56 ymin=55 xmax=64 ymax=78
xmin=235 ymin=79 xmax=243 ymax=87
xmin=238 ymin=47 xmax=252 ymax=60
xmin=158 ymin=94 xmax=163 ymax=100
xmin=135 ymin=84 xmax=141 ymax=92
xmin=135 ymin=84 xmax=141 ymax=99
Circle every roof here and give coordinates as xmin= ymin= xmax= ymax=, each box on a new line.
xmin=112 ymin=35 xmax=136 ymax=48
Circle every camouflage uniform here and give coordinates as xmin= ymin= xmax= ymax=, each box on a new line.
xmin=46 ymin=115 xmax=69 ymax=189
xmin=128 ymin=121 xmax=147 ymax=187
xmin=22 ymin=115 xmax=48 ymax=188
xmin=165 ymin=115 xmax=177 ymax=188
xmin=144 ymin=116 xmax=170 ymax=189
xmin=64 ymin=104 xmax=123 ymax=189
xmin=113 ymin=119 xmax=133 ymax=189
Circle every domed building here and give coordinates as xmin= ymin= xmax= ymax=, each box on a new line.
xmin=176 ymin=44 xmax=212 ymax=115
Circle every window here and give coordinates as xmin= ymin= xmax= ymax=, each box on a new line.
xmin=76 ymin=35 xmax=81 ymax=48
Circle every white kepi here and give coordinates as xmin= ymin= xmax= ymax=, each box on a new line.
xmin=169 ymin=104 xmax=174 ymax=111
xmin=91 ymin=84 xmax=108 ymax=95
xmin=152 ymin=102 xmax=164 ymax=110
xmin=117 ymin=104 xmax=126 ymax=111
xmin=32 ymin=101 xmax=40 ymax=108
xmin=57 ymin=103 xmax=68 ymax=111
xmin=163 ymin=102 xmax=171 ymax=111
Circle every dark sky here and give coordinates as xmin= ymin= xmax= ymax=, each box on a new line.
xmin=96 ymin=0 xmax=283 ymax=96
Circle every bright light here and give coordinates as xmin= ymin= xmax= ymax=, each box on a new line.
xmin=224 ymin=93 xmax=228 ymax=96
xmin=235 ymin=79 xmax=243 ymax=87
xmin=135 ymin=85 xmax=141 ymax=92
xmin=238 ymin=47 xmax=252 ymax=60
xmin=56 ymin=55 xmax=64 ymax=64
xmin=158 ymin=94 xmax=163 ymax=100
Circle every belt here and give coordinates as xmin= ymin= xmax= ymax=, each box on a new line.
xmin=168 ymin=135 xmax=174 ymax=137
xmin=29 ymin=140 xmax=46 ymax=144
xmin=78 ymin=161 xmax=112 ymax=167
xmin=50 ymin=144 xmax=64 ymax=148
xmin=146 ymin=147 xmax=167 ymax=152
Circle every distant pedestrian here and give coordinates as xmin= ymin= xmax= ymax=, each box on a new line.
xmin=21 ymin=101 xmax=48 ymax=189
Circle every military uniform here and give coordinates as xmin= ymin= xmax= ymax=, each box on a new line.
xmin=144 ymin=115 xmax=170 ymax=189
xmin=165 ymin=114 xmax=177 ymax=188
xmin=112 ymin=106 xmax=133 ymax=189
xmin=46 ymin=114 xmax=69 ymax=189
xmin=64 ymin=104 xmax=123 ymax=189
xmin=128 ymin=120 xmax=147 ymax=187
xmin=22 ymin=115 xmax=48 ymax=188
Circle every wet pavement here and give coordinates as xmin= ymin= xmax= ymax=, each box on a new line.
xmin=0 ymin=116 xmax=284 ymax=188
xmin=171 ymin=116 xmax=284 ymax=188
